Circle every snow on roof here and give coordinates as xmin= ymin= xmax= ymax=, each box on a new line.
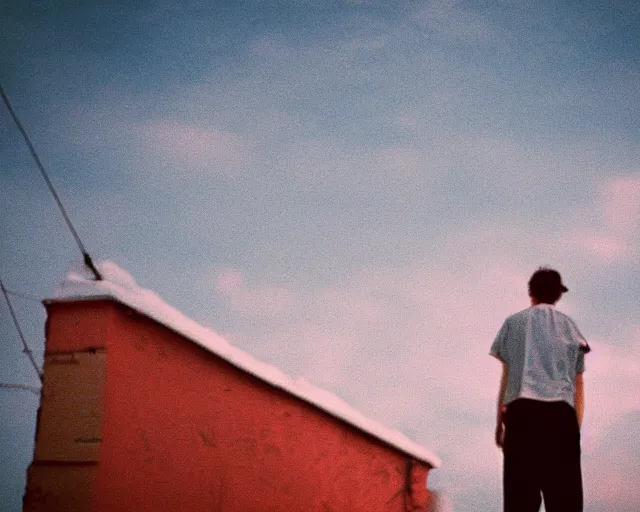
xmin=52 ymin=261 xmax=441 ymax=468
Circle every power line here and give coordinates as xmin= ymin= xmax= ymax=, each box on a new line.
xmin=0 ymin=83 xmax=102 ymax=281
xmin=0 ymin=277 xmax=43 ymax=383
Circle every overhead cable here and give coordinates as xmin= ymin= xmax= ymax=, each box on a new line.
xmin=0 ymin=277 xmax=44 ymax=383
xmin=0 ymin=83 xmax=102 ymax=280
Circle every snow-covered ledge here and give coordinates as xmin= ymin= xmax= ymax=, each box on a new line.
xmin=53 ymin=261 xmax=441 ymax=468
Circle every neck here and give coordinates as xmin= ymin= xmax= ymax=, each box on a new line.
xmin=531 ymin=298 xmax=554 ymax=306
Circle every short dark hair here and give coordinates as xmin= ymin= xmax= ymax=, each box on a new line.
xmin=528 ymin=267 xmax=568 ymax=304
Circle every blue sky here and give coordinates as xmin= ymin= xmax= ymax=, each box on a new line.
xmin=1 ymin=1 xmax=640 ymax=510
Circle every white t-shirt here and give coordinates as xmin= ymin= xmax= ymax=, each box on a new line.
xmin=490 ymin=304 xmax=587 ymax=408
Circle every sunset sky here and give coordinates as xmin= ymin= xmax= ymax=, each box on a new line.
xmin=1 ymin=1 xmax=639 ymax=510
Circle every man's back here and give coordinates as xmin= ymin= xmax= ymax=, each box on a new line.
xmin=492 ymin=304 xmax=586 ymax=407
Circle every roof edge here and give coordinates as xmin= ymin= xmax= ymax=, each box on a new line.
xmin=48 ymin=262 xmax=441 ymax=468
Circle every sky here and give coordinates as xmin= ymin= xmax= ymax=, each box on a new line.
xmin=1 ymin=0 xmax=639 ymax=510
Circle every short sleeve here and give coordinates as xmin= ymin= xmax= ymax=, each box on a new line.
xmin=566 ymin=318 xmax=587 ymax=373
xmin=490 ymin=320 xmax=509 ymax=362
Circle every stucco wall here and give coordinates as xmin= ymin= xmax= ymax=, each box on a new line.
xmin=27 ymin=299 xmax=431 ymax=512
xmin=24 ymin=301 xmax=113 ymax=512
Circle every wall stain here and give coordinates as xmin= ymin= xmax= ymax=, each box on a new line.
xmin=199 ymin=431 xmax=216 ymax=448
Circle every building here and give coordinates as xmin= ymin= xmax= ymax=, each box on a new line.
xmin=24 ymin=262 xmax=440 ymax=511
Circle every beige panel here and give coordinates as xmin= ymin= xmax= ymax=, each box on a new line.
xmin=34 ymin=350 xmax=106 ymax=462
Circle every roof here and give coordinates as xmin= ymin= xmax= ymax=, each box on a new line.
xmin=51 ymin=261 xmax=441 ymax=468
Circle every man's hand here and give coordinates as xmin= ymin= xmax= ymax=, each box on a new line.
xmin=495 ymin=422 xmax=505 ymax=449
xmin=495 ymin=363 xmax=508 ymax=449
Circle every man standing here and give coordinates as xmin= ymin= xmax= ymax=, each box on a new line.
xmin=491 ymin=267 xmax=589 ymax=512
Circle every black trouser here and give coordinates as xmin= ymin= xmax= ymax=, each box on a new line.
xmin=503 ymin=398 xmax=583 ymax=512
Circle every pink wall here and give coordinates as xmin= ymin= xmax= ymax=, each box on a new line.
xmin=31 ymin=299 xmax=432 ymax=511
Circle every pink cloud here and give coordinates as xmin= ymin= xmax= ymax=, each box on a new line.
xmin=205 ymin=227 xmax=640 ymax=510
xmin=391 ymin=113 xmax=421 ymax=131
xmin=584 ymin=406 xmax=640 ymax=510
xmin=587 ymin=470 xmax=640 ymax=511
xmin=602 ymin=174 xmax=640 ymax=234
xmin=212 ymin=267 xmax=293 ymax=317
xmin=138 ymin=121 xmax=248 ymax=176
xmin=375 ymin=145 xmax=423 ymax=179
xmin=582 ymin=334 xmax=640 ymax=445
xmin=571 ymin=173 xmax=640 ymax=264
xmin=294 ymin=330 xmax=359 ymax=389
xmin=214 ymin=268 xmax=245 ymax=295
xmin=579 ymin=234 xmax=626 ymax=263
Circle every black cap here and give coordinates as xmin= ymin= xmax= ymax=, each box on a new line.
xmin=528 ymin=268 xmax=568 ymax=301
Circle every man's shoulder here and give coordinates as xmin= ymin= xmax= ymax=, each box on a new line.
xmin=507 ymin=305 xmax=579 ymax=327
xmin=505 ymin=307 xmax=532 ymax=324
xmin=549 ymin=307 xmax=578 ymax=325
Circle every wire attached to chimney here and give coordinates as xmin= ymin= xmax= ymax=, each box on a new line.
xmin=0 ymin=277 xmax=44 ymax=383
xmin=0 ymin=83 xmax=102 ymax=281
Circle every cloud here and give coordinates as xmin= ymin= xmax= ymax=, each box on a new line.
xmin=428 ymin=491 xmax=456 ymax=512
xmin=63 ymin=99 xmax=251 ymax=184
xmin=582 ymin=329 xmax=640 ymax=448
xmin=572 ymin=172 xmax=640 ymax=264
xmin=213 ymin=267 xmax=293 ymax=317
xmin=205 ymin=212 xmax=640 ymax=510
xmin=248 ymin=36 xmax=292 ymax=60
xmin=584 ymin=411 xmax=640 ymax=512
xmin=135 ymin=120 xmax=248 ymax=177
xmin=602 ymin=174 xmax=640 ymax=235
xmin=414 ymin=0 xmax=495 ymax=44
xmin=577 ymin=235 xmax=626 ymax=264
xmin=375 ymin=145 xmax=424 ymax=179
xmin=206 ymin=234 xmax=534 ymax=507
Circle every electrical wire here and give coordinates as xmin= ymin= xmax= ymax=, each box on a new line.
xmin=0 ymin=83 xmax=102 ymax=281
xmin=0 ymin=277 xmax=44 ymax=383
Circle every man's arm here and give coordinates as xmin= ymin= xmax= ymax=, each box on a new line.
xmin=495 ymin=361 xmax=508 ymax=448
xmin=575 ymin=373 xmax=584 ymax=428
